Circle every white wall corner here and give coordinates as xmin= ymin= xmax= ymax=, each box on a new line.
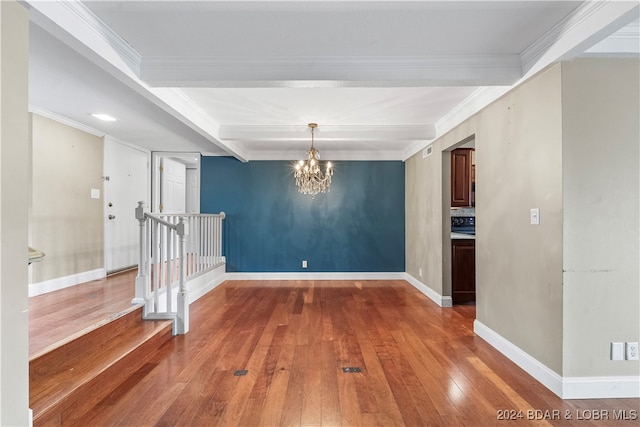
xmin=403 ymin=273 xmax=452 ymax=308
xmin=28 ymin=268 xmax=107 ymax=297
xmin=473 ymin=319 xmax=564 ymax=398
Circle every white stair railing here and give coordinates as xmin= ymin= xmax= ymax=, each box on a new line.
xmin=133 ymin=201 xmax=225 ymax=335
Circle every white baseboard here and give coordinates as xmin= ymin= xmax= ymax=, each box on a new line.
xmin=187 ymin=263 xmax=227 ymax=304
xmin=474 ymin=320 xmax=640 ymax=399
xmin=562 ymin=376 xmax=640 ymax=399
xmin=474 ymin=319 xmax=563 ymax=397
xmin=403 ymin=273 xmax=452 ymax=307
xmin=224 ymin=271 xmax=406 ymax=281
xmin=28 ymin=268 xmax=106 ymax=297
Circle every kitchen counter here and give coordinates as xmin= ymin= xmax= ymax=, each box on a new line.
xmin=451 ymin=232 xmax=475 ymax=240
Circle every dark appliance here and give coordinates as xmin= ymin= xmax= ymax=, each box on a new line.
xmin=451 ymin=216 xmax=475 ymax=235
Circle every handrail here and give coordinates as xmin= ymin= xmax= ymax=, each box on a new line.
xmin=133 ymin=202 xmax=225 ymax=335
xmin=144 ymin=212 xmax=180 ymax=229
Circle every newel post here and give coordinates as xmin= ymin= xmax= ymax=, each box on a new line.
xmin=133 ymin=201 xmax=148 ymax=306
xmin=176 ymin=216 xmax=190 ymax=334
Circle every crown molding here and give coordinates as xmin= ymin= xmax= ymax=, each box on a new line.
xmin=434 ymin=86 xmax=512 ymax=137
xmin=29 ymin=106 xmax=105 ymax=138
xmin=27 ymin=0 xmax=142 ymax=76
xmin=246 ymin=149 xmax=406 ymax=162
xmin=402 ymin=139 xmax=435 ymax=162
xmin=402 ymin=86 xmax=512 ymax=161
xmin=140 ymin=54 xmax=522 ymax=88
xmin=25 ymin=0 xmax=249 ymax=163
xmin=521 ymin=0 xmax=640 ymax=76
xmin=58 ymin=1 xmax=142 ymax=75
xmin=103 ymin=135 xmax=150 ymax=156
xmin=219 ymin=124 xmax=435 ymax=142
xmin=154 ymin=88 xmax=249 ymax=162
xmin=585 ymin=21 xmax=640 ymax=55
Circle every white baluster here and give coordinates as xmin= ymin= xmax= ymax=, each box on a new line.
xmin=219 ymin=212 xmax=226 ymax=264
xmin=134 ymin=202 xmax=147 ymax=306
xmin=210 ymin=216 xmax=215 ymax=265
xmin=154 ymin=219 xmax=161 ymax=314
xmin=166 ymin=224 xmax=173 ymax=313
xmin=176 ymin=217 xmax=189 ymax=334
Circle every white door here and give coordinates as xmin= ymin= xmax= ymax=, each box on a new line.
xmin=185 ymin=168 xmax=200 ymax=213
xmin=104 ymin=138 xmax=149 ymax=273
xmin=160 ymin=158 xmax=186 ymax=214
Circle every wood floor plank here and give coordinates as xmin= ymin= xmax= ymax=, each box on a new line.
xmin=320 ymin=340 xmax=342 ymax=427
xmin=259 ymin=363 xmax=291 ymax=426
xmin=336 ymin=365 xmax=364 ymax=427
xmin=279 ymin=344 xmax=306 ymax=427
xmin=29 ymin=270 xmax=137 ymax=356
xmin=35 ymin=278 xmax=640 ymax=426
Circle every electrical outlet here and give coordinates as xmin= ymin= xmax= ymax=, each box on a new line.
xmin=626 ymin=342 xmax=639 ymax=360
xmin=302 ymin=260 xmax=307 ymax=269
xmin=611 ymin=342 xmax=624 ymax=361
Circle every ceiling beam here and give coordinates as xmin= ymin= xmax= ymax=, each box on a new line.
xmin=24 ymin=0 xmax=249 ymax=162
xmin=219 ymin=124 xmax=436 ymax=142
xmin=521 ymin=0 xmax=639 ymax=77
xmin=140 ymin=55 xmax=522 ymax=88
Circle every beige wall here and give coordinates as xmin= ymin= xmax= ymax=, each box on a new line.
xmin=406 ymin=64 xmax=565 ymax=374
xmin=30 ymin=114 xmax=104 ymax=283
xmin=406 ymin=142 xmax=444 ymax=296
xmin=406 ymin=58 xmax=640 ymax=380
xmin=476 ymin=65 xmax=564 ymax=374
xmin=561 ymin=58 xmax=640 ymax=377
xmin=0 ymin=1 xmax=30 ymax=424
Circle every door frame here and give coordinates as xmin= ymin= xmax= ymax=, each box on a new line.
xmin=151 ymin=152 xmax=201 ymax=214
xmin=103 ymin=136 xmax=151 ymax=274
xmin=442 ymin=134 xmax=475 ymax=304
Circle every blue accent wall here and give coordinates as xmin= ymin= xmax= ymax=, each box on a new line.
xmin=200 ymin=157 xmax=405 ymax=272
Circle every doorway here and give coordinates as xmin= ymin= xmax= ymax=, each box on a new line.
xmin=151 ymin=152 xmax=201 ymax=214
xmin=444 ymin=136 xmax=476 ymax=305
xmin=103 ymin=138 xmax=150 ymax=273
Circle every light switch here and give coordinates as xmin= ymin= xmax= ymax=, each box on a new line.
xmin=530 ymin=208 xmax=540 ymax=225
xmin=91 ymin=189 xmax=100 ymax=199
xmin=611 ymin=342 xmax=624 ymax=360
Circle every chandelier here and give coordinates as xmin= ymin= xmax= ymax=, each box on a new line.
xmin=294 ymin=123 xmax=333 ymax=196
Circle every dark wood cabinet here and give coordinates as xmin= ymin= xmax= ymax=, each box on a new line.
xmin=452 ymin=239 xmax=475 ymax=304
xmin=451 ymin=148 xmax=473 ymax=207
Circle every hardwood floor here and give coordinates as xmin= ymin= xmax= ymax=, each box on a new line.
xmin=29 ymin=270 xmax=137 ymax=357
xmin=50 ymin=279 xmax=638 ymax=427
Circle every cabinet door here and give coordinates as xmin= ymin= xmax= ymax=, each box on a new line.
xmin=451 ymin=149 xmax=472 ymax=207
xmin=452 ymin=239 xmax=475 ymax=304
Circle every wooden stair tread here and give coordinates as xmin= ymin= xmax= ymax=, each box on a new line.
xmin=30 ymin=304 xmax=143 ymax=361
xmin=30 ymin=306 xmax=173 ymax=423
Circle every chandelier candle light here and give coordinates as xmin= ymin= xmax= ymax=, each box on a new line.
xmin=294 ymin=123 xmax=333 ymax=196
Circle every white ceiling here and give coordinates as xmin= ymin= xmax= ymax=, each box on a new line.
xmin=25 ymin=1 xmax=639 ymax=161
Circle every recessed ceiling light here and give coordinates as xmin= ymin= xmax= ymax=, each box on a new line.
xmin=91 ymin=113 xmax=117 ymax=122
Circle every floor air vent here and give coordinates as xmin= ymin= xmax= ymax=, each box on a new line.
xmin=342 ymin=367 xmax=363 ymax=373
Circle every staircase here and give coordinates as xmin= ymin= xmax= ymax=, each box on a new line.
xmin=29 ymin=206 xmax=227 ymax=425
xmin=133 ymin=203 xmax=226 ymax=334
xmin=29 ymin=305 xmax=172 ymax=426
